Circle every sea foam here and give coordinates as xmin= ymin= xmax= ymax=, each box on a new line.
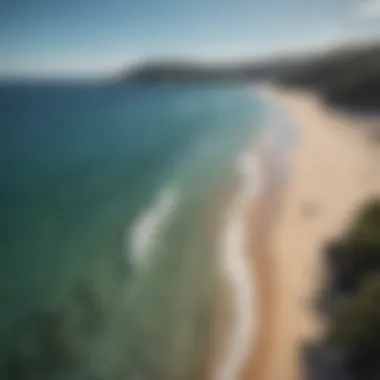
xmin=214 ymin=149 xmax=262 ymax=380
xmin=129 ymin=186 xmax=179 ymax=267
xmin=215 ymin=104 xmax=291 ymax=380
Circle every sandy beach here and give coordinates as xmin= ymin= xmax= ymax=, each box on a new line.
xmin=239 ymin=86 xmax=380 ymax=380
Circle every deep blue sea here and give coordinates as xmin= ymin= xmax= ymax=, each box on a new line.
xmin=0 ymin=83 xmax=266 ymax=380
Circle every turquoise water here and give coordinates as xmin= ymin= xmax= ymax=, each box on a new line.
xmin=0 ymin=83 xmax=265 ymax=380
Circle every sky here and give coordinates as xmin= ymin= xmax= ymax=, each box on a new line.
xmin=1 ymin=0 xmax=380 ymax=78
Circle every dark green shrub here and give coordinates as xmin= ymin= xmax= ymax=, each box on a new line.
xmin=326 ymin=199 xmax=380 ymax=292
xmin=330 ymin=274 xmax=380 ymax=354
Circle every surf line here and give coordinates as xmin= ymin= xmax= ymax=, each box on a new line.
xmin=214 ymin=149 xmax=262 ymax=380
xmin=129 ymin=186 xmax=179 ymax=268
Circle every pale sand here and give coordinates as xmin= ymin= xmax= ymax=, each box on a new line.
xmin=257 ymin=87 xmax=380 ymax=380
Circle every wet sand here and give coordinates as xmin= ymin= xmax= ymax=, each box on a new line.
xmin=211 ymin=109 xmax=290 ymax=380
xmin=239 ymin=139 xmax=285 ymax=380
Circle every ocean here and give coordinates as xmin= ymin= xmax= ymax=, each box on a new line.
xmin=0 ymin=82 xmax=269 ymax=380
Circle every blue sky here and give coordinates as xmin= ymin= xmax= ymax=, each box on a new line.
xmin=1 ymin=0 xmax=380 ymax=77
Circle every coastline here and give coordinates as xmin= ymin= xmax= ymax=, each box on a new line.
xmin=209 ymin=84 xmax=380 ymax=380
xmin=212 ymin=97 xmax=291 ymax=380
xmin=239 ymin=135 xmax=286 ymax=380
xmin=252 ymin=86 xmax=380 ymax=380
xmin=238 ymin=95 xmax=293 ymax=380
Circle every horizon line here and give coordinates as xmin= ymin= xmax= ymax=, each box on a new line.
xmin=1 ymin=34 xmax=379 ymax=81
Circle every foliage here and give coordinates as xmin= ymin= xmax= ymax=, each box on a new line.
xmin=326 ymin=199 xmax=380 ymax=292
xmin=281 ymin=43 xmax=380 ymax=110
xmin=331 ymin=274 xmax=380 ymax=354
xmin=327 ymin=199 xmax=380 ymax=376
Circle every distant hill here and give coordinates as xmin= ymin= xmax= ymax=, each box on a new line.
xmin=121 ymin=41 xmax=380 ymax=111
xmin=121 ymin=58 xmax=309 ymax=83
xmin=278 ymin=42 xmax=380 ymax=111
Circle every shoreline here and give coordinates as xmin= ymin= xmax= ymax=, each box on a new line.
xmin=211 ymin=100 xmax=292 ymax=380
xmin=211 ymin=147 xmax=261 ymax=380
xmin=239 ymin=107 xmax=292 ymax=380
xmin=215 ymin=84 xmax=380 ymax=380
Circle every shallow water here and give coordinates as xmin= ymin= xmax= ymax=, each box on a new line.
xmin=0 ymin=83 xmax=268 ymax=379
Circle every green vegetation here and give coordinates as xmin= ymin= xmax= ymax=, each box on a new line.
xmin=122 ymin=57 xmax=308 ymax=83
xmin=331 ymin=274 xmax=380 ymax=355
xmin=280 ymin=43 xmax=380 ymax=110
xmin=327 ymin=200 xmax=380 ymax=291
xmin=325 ymin=199 xmax=380 ymax=378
